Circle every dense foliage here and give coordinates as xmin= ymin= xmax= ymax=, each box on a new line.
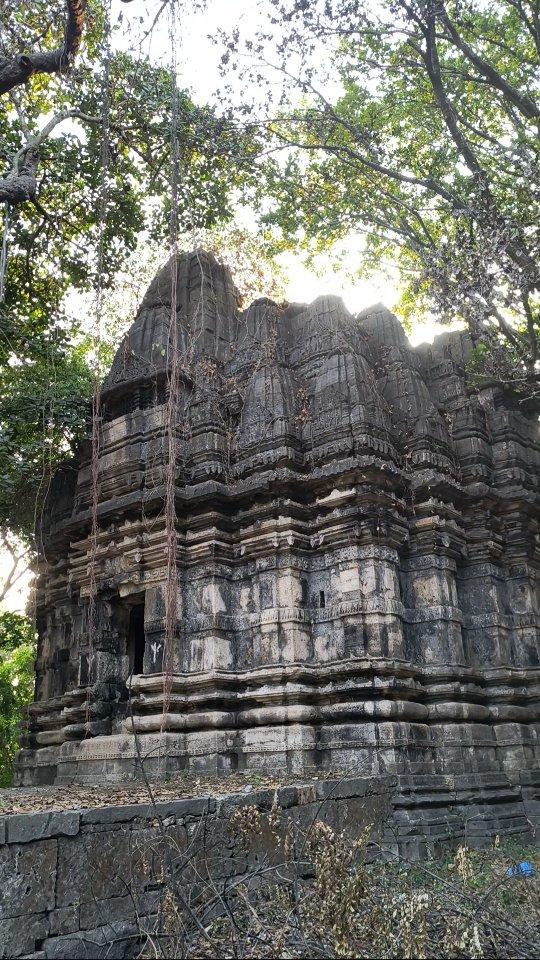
xmin=0 ymin=0 xmax=255 ymax=542
xmin=0 ymin=346 xmax=92 ymax=538
xmin=242 ymin=0 xmax=539 ymax=395
xmin=0 ymin=611 xmax=35 ymax=786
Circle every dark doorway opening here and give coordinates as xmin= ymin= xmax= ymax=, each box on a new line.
xmin=128 ymin=602 xmax=145 ymax=675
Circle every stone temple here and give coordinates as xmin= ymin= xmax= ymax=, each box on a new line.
xmin=15 ymin=251 xmax=540 ymax=832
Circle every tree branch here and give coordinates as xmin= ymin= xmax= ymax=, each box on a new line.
xmin=0 ymin=108 xmax=98 ymax=205
xmin=504 ymin=0 xmax=540 ymax=58
xmin=0 ymin=150 xmax=39 ymax=204
xmin=522 ymin=289 xmax=539 ymax=367
xmin=259 ymin=52 xmax=462 ymax=207
xmin=0 ymin=538 xmax=29 ymax=604
xmin=0 ymin=0 xmax=86 ymax=95
xmin=438 ymin=1 xmax=540 ymax=123
xmin=414 ymin=3 xmax=538 ymax=282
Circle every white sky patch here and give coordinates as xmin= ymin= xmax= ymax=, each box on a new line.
xmin=0 ymin=554 xmax=34 ymax=615
xmin=279 ymin=251 xmax=391 ymax=311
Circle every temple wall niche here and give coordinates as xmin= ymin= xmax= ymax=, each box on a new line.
xmin=38 ymin=607 xmax=78 ymax=700
xmin=312 ymin=616 xmax=343 ymax=662
xmin=506 ymin=567 xmax=538 ymax=617
xmin=507 ymin=565 xmax=540 ymax=667
xmin=181 ymin=568 xmax=233 ymax=672
xmin=142 ymin=582 xmax=166 ymax=673
xmin=358 ymin=549 xmax=404 ymax=657
xmin=457 ymin=560 xmax=514 ymax=666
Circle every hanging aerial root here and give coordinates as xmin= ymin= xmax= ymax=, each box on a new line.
xmin=86 ymin=3 xmax=111 ymax=728
xmin=162 ymin=0 xmax=181 ymax=728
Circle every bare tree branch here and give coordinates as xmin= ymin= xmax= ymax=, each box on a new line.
xmin=0 ymin=108 xmax=98 ymax=205
xmin=0 ymin=536 xmax=29 ymax=604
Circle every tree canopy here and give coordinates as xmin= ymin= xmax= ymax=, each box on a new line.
xmin=246 ymin=0 xmax=539 ymax=395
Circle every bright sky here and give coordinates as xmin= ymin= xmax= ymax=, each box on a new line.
xmin=0 ymin=555 xmax=33 ymax=615
xmin=111 ymin=0 xmax=437 ymax=334
xmin=0 ymin=0 xmax=440 ymax=614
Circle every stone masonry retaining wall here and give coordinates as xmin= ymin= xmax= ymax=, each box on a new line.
xmin=0 ymin=777 xmax=392 ymax=960
xmin=2 ymin=771 xmax=539 ymax=960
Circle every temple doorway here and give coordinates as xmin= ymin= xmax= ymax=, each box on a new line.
xmin=127 ymin=599 xmax=145 ymax=675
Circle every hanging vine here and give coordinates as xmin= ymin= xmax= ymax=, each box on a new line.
xmin=86 ymin=1 xmax=111 ymax=726
xmin=162 ymin=0 xmax=181 ymax=724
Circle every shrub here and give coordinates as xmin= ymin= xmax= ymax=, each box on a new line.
xmin=0 ymin=611 xmax=36 ymax=786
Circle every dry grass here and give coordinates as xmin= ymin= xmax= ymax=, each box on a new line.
xmin=0 ymin=770 xmax=340 ymax=815
xmin=136 ymin=803 xmax=539 ymax=959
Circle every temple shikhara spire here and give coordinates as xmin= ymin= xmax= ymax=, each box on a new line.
xmin=16 ymin=251 xmax=539 ymax=828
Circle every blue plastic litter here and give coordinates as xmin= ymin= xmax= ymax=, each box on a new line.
xmin=506 ymin=861 xmax=535 ymax=878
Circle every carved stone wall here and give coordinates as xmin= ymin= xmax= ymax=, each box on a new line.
xmin=15 ymin=251 xmax=540 ymax=814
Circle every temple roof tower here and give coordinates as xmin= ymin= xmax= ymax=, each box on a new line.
xmin=17 ymin=251 xmax=540 ymax=843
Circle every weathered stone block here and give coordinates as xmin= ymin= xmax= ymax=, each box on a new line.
xmin=0 ymin=913 xmax=49 ymax=959
xmin=80 ymin=803 xmax=153 ymax=827
xmin=48 ymin=905 xmax=80 ymax=937
xmin=56 ymin=829 xmax=150 ymax=907
xmin=0 ymin=839 xmax=56 ymax=919
xmin=276 ymin=783 xmax=317 ymax=808
xmin=41 ymin=921 xmax=141 ymax=959
xmin=7 ymin=811 xmax=79 ymax=844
